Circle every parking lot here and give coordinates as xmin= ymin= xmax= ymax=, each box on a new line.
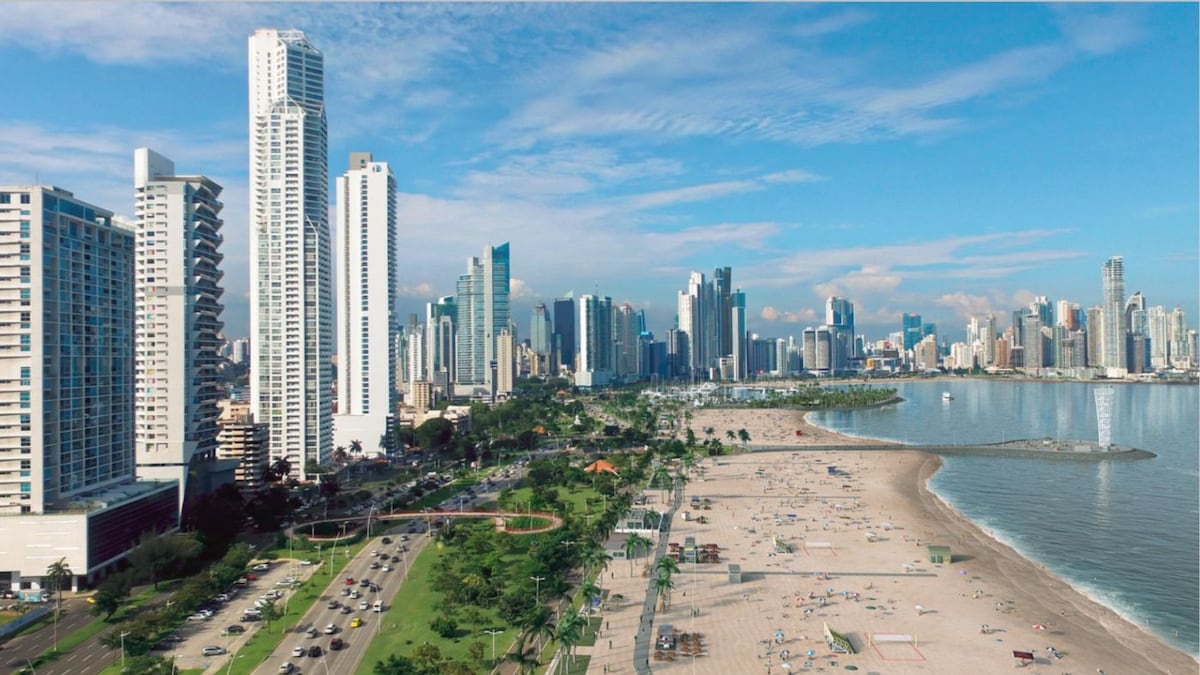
xmin=164 ymin=557 xmax=322 ymax=672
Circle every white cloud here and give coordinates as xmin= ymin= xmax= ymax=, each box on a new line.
xmin=509 ymin=278 xmax=537 ymax=299
xmin=398 ymin=283 xmax=436 ymax=298
xmin=759 ymin=306 xmax=816 ymax=324
xmin=934 ymin=292 xmax=998 ymax=322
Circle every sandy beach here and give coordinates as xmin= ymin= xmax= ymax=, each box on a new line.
xmin=573 ymin=408 xmax=1198 ymax=674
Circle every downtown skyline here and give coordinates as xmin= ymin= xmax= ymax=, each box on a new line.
xmin=0 ymin=3 xmax=1196 ymax=341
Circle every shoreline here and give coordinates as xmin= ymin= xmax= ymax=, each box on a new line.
xmin=666 ymin=407 xmax=1197 ymax=672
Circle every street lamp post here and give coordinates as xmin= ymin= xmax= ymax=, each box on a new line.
xmin=484 ymin=628 xmax=505 ymax=661
xmin=530 ymin=576 xmax=546 ymax=605
xmin=119 ymin=631 xmax=131 ymax=671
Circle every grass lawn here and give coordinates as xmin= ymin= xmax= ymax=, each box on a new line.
xmin=359 ymin=537 xmax=502 ymax=671
xmin=547 ymin=653 xmax=590 ymax=675
xmin=501 ymin=485 xmax=602 ymax=518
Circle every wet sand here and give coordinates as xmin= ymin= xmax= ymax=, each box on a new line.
xmin=576 ymin=408 xmax=1197 ymax=674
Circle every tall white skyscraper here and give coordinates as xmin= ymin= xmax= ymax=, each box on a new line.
xmin=1101 ymin=256 xmax=1127 ymax=375
xmin=575 ymin=294 xmax=613 ymax=387
xmin=133 ymin=149 xmax=225 ymax=513
xmin=249 ymin=29 xmax=332 ymax=479
xmin=455 ymin=243 xmax=509 ymax=388
xmin=334 ymin=153 xmax=397 ymax=456
xmin=731 ymin=290 xmax=747 ymax=381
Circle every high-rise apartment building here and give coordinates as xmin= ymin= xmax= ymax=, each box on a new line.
xmin=613 ymin=303 xmax=640 ymax=380
xmin=1101 ymin=256 xmax=1127 ymax=375
xmin=455 ymin=243 xmax=510 ymax=389
xmin=133 ymin=149 xmax=226 ymax=513
xmin=713 ymin=266 xmax=732 ymax=359
xmin=333 ymin=152 xmax=397 ymax=456
xmin=575 ymin=294 xmax=613 ymax=387
xmin=826 ymin=296 xmax=855 ymax=368
xmin=249 ymin=29 xmax=332 ymax=479
xmin=731 ymin=290 xmax=747 ymax=381
xmin=216 ymin=401 xmax=269 ymax=491
xmin=496 ymin=329 xmax=515 ymax=396
xmin=426 ymin=296 xmax=456 ymax=391
xmin=0 ymin=186 xmax=177 ymax=590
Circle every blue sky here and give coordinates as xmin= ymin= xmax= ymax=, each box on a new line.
xmin=0 ymin=3 xmax=1196 ymax=342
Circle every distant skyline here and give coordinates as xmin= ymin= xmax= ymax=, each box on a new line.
xmin=0 ymin=3 xmax=1195 ymax=341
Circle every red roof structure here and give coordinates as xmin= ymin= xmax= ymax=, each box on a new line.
xmin=584 ymin=459 xmax=619 ymax=475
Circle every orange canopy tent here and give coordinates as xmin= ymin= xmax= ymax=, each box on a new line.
xmin=584 ymin=459 xmax=619 ymax=475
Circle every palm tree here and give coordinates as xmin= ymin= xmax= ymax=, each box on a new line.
xmin=505 ymin=645 xmax=541 ymax=674
xmin=652 ymin=573 xmax=675 ymax=611
xmin=654 ymin=555 xmax=681 ymax=580
xmin=45 ymin=557 xmax=72 ymax=617
xmin=579 ymin=578 xmax=602 ymax=612
xmin=738 ymin=428 xmax=751 ymax=447
xmin=725 ymin=429 xmax=736 ymax=443
xmin=349 ymin=439 xmax=364 ymax=456
xmin=520 ymin=606 xmax=554 ymax=655
xmin=554 ymin=607 xmax=585 ymax=671
xmin=624 ymin=533 xmax=653 ymax=576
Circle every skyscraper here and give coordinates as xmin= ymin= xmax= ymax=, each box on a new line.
xmin=249 ymin=29 xmax=332 ymax=479
xmin=426 ymin=296 xmax=456 ymax=390
xmin=552 ymin=297 xmax=576 ymax=374
xmin=455 ymin=243 xmax=510 ymax=388
xmin=333 ymin=152 xmax=397 ymax=456
xmin=133 ymin=149 xmax=226 ymax=513
xmin=575 ymin=294 xmax=613 ymax=387
xmin=1101 ymin=256 xmax=1127 ymax=374
xmin=826 ymin=296 xmax=855 ymax=368
xmin=902 ymin=313 xmax=922 ymax=351
xmin=529 ymin=303 xmax=551 ymax=375
xmin=0 ymin=186 xmax=179 ymax=588
xmin=713 ymin=266 xmax=732 ymax=359
xmin=730 ymin=290 xmax=747 ymax=381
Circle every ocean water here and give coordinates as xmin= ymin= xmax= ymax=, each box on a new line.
xmin=806 ymin=380 xmax=1200 ymax=657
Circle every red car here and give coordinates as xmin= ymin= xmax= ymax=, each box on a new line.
xmin=246 ymin=573 xmax=258 ymax=581
xmin=344 ymin=577 xmax=355 ymax=585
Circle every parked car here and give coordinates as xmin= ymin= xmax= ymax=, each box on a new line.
xmin=201 ymin=646 xmax=227 ymax=657
xmin=252 ymin=563 xmax=270 ymax=572
xmin=225 ymin=625 xmax=245 ymax=635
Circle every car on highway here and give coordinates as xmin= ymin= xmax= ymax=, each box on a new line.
xmin=278 ymin=663 xmax=294 ymax=674
xmin=358 ymin=578 xmax=370 ymax=587
xmin=224 ymin=625 xmax=245 ymax=635
xmin=381 ymin=564 xmax=391 ymax=572
xmin=340 ymin=587 xmax=351 ymax=596
xmin=370 ymin=561 xmax=380 ymax=569
xmin=330 ymin=637 xmax=345 ymax=650
xmin=291 ymin=645 xmax=306 ymax=657
xmin=327 ymin=600 xmax=339 ymax=609
xmin=308 ymin=645 xmax=323 ymax=657
xmin=350 ymin=617 xmax=363 ymax=628
xmin=201 ymin=646 xmax=227 ymax=657
xmin=358 ymin=600 xmax=368 ymax=610
xmin=341 ymin=605 xmax=352 ymax=614
xmin=324 ymin=623 xmax=338 ymax=634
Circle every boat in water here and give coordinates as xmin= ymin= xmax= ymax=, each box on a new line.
xmin=942 ymin=391 xmax=953 ymax=401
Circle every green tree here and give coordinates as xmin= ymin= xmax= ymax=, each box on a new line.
xmin=373 ymin=654 xmax=422 ymax=675
xmin=652 ymin=573 xmax=675 ymax=611
xmin=258 ymin=600 xmax=283 ymax=633
xmin=504 ymin=645 xmax=541 ymax=674
xmin=44 ymin=557 xmax=72 ymax=617
xmin=411 ymin=643 xmax=443 ymax=671
xmin=623 ymin=533 xmax=653 ymax=576
xmin=90 ymin=572 xmax=132 ymax=620
xmin=554 ymin=606 xmax=585 ymax=668
xmin=738 ymin=428 xmax=751 ymax=447
xmin=466 ymin=640 xmax=487 ymax=665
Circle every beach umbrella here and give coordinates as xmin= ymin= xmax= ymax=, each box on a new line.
xmin=1032 ymin=623 xmax=1047 ymax=631
xmin=805 ymin=649 xmax=816 ymax=657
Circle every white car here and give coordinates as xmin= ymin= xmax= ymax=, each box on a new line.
xmin=201 ymin=646 xmax=227 ymax=656
xmin=278 ymin=663 xmax=294 ymax=674
xmin=291 ymin=646 xmax=306 ymax=657
xmin=381 ymin=565 xmax=391 ymax=572
xmin=358 ymin=600 xmax=368 ymax=610
xmin=324 ymin=623 xmax=338 ymax=634
xmin=253 ymin=563 xmax=270 ymax=572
